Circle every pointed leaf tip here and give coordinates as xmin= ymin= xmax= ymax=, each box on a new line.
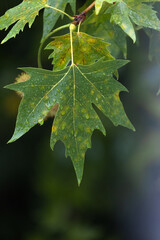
xmin=46 ymin=32 xmax=114 ymax=71
xmin=78 ymin=178 xmax=82 ymax=187
xmin=7 ymin=137 xmax=16 ymax=144
xmin=75 ymin=165 xmax=84 ymax=187
xmin=7 ymin=61 xmax=134 ymax=183
xmin=0 ymin=0 xmax=47 ymax=43
xmin=106 ymin=0 xmax=160 ymax=42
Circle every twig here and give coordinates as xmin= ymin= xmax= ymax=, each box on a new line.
xmin=84 ymin=0 xmax=96 ymax=14
xmin=73 ymin=0 xmax=96 ymax=26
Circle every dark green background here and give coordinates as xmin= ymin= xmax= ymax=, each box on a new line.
xmin=1 ymin=1 xmax=160 ymax=240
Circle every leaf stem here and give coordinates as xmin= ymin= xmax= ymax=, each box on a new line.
xmin=45 ymin=4 xmax=74 ymax=20
xmin=70 ymin=25 xmax=74 ymax=65
xmin=78 ymin=22 xmax=81 ymax=34
xmin=38 ymin=24 xmax=70 ymax=68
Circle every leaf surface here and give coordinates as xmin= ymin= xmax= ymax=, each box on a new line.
xmin=42 ymin=0 xmax=75 ymax=40
xmin=106 ymin=0 xmax=160 ymax=42
xmin=81 ymin=13 xmax=127 ymax=58
xmin=5 ymin=59 xmax=134 ymax=184
xmin=95 ymin=0 xmax=121 ymax=15
xmin=0 ymin=0 xmax=48 ymax=44
xmin=46 ymin=32 xmax=114 ymax=70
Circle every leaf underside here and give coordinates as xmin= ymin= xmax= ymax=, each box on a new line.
xmin=5 ymin=59 xmax=134 ymax=184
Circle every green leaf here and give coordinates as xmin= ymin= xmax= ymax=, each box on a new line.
xmin=95 ymin=0 xmax=121 ymax=15
xmin=106 ymin=0 xmax=160 ymax=42
xmin=46 ymin=32 xmax=114 ymax=70
xmin=81 ymin=13 xmax=127 ymax=58
xmin=5 ymin=59 xmax=134 ymax=184
xmin=0 ymin=0 xmax=48 ymax=44
xmin=42 ymin=0 xmax=75 ymax=41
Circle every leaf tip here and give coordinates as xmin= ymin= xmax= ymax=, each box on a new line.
xmin=131 ymin=125 xmax=136 ymax=132
xmin=7 ymin=131 xmax=23 ymax=144
xmin=129 ymin=122 xmax=136 ymax=132
xmin=76 ymin=171 xmax=83 ymax=186
xmin=132 ymin=37 xmax=136 ymax=44
xmin=7 ymin=138 xmax=15 ymax=144
xmin=1 ymin=39 xmax=5 ymax=44
xmin=74 ymin=162 xmax=84 ymax=187
xmin=77 ymin=178 xmax=82 ymax=187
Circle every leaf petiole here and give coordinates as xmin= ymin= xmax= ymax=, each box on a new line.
xmin=45 ymin=4 xmax=74 ymax=20
xmin=69 ymin=24 xmax=76 ymax=65
xmin=78 ymin=22 xmax=82 ymax=34
xmin=38 ymin=24 xmax=70 ymax=68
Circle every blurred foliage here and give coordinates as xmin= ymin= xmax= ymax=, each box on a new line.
xmin=1 ymin=1 xmax=160 ymax=240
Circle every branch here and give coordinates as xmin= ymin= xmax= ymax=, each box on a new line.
xmin=73 ymin=0 xmax=96 ymax=26
xmin=84 ymin=0 xmax=96 ymax=14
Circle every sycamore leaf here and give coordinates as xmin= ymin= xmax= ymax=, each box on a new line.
xmin=0 ymin=0 xmax=48 ymax=44
xmin=42 ymin=0 xmax=75 ymax=41
xmin=81 ymin=13 xmax=127 ymax=58
xmin=5 ymin=59 xmax=134 ymax=184
xmin=45 ymin=32 xmax=114 ymax=70
xmin=106 ymin=0 xmax=160 ymax=42
xmin=95 ymin=0 xmax=121 ymax=15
